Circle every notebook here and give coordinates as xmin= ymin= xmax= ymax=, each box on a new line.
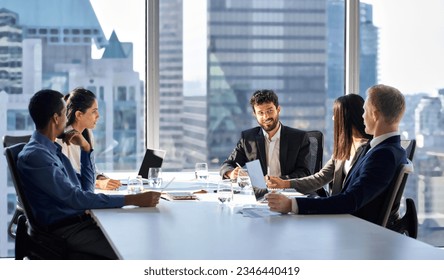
xmin=138 ymin=148 xmax=166 ymax=179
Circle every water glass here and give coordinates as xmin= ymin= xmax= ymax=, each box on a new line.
xmin=195 ymin=162 xmax=209 ymax=182
xmin=217 ymin=179 xmax=233 ymax=204
xmin=127 ymin=175 xmax=144 ymax=194
xmin=148 ymin=167 xmax=162 ymax=189
xmin=237 ymin=169 xmax=251 ymax=190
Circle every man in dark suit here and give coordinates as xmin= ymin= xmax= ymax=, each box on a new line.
xmin=220 ymin=89 xmax=311 ymax=181
xmin=267 ymin=84 xmax=407 ymax=225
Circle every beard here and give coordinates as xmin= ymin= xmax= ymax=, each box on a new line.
xmin=259 ymin=117 xmax=279 ymax=132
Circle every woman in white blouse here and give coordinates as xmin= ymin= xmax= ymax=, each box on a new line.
xmin=266 ymin=94 xmax=372 ymax=195
xmin=56 ymin=87 xmax=121 ymax=190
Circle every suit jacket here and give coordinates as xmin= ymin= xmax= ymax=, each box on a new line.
xmin=290 ymin=141 xmax=368 ymax=195
xmin=296 ymin=135 xmax=407 ymax=224
xmin=220 ymin=124 xmax=311 ymax=179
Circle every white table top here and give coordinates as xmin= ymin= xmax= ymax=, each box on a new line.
xmin=91 ymin=198 xmax=444 ymax=260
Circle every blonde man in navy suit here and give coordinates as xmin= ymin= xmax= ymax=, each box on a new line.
xmin=267 ymin=84 xmax=407 ymax=225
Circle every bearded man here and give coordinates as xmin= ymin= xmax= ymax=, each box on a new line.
xmin=220 ymin=89 xmax=311 ymax=185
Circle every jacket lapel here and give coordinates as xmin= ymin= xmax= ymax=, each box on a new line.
xmin=279 ymin=125 xmax=287 ymax=173
xmin=255 ymin=130 xmax=267 ymax=175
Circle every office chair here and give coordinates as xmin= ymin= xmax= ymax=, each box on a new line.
xmin=376 ymin=159 xmax=414 ymax=228
xmin=386 ymin=139 xmax=418 ymax=238
xmin=3 ymin=134 xmax=31 ymax=239
xmin=306 ymin=130 xmax=328 ymax=197
xmin=377 ymin=139 xmax=418 ymax=239
xmin=4 ymin=143 xmax=68 ymax=259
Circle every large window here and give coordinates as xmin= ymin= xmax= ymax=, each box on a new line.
xmin=362 ymin=0 xmax=444 ymax=246
xmin=2 ymin=0 xmax=442 ymax=258
xmin=0 ymin=0 xmax=145 ymax=257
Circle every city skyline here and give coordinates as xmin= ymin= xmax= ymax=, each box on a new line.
xmin=90 ymin=0 xmax=444 ymax=95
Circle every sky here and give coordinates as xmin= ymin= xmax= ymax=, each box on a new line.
xmin=90 ymin=0 xmax=444 ymax=95
xmin=363 ymin=0 xmax=444 ymax=95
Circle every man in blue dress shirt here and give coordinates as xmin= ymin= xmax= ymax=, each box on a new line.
xmin=267 ymin=84 xmax=407 ymax=225
xmin=18 ymin=89 xmax=161 ymax=259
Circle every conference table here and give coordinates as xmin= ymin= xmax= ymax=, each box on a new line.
xmin=91 ymin=172 xmax=444 ymax=260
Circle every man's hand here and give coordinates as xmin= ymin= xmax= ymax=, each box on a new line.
xmin=266 ymin=176 xmax=290 ymax=189
xmin=125 ymin=191 xmax=161 ymax=207
xmin=226 ymin=166 xmax=241 ymax=180
xmin=267 ymin=192 xmax=292 ymax=213
xmin=95 ymin=178 xmax=122 ymax=190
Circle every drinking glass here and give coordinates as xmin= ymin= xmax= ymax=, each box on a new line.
xmin=217 ymin=179 xmax=233 ymax=204
xmin=195 ymin=162 xmax=209 ymax=182
xmin=148 ymin=167 xmax=162 ymax=189
xmin=237 ymin=169 xmax=251 ymax=190
xmin=127 ymin=175 xmax=143 ymax=194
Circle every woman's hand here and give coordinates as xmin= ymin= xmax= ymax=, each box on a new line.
xmin=266 ymin=176 xmax=290 ymax=189
xmin=95 ymin=178 xmax=122 ymax=190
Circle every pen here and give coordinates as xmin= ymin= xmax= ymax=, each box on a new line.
xmin=236 ymin=162 xmax=242 ymax=169
xmin=160 ymin=177 xmax=175 ymax=192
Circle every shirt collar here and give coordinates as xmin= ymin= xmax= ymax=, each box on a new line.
xmin=369 ymin=131 xmax=400 ymax=149
xmin=262 ymin=122 xmax=282 ymax=142
xmin=33 ymin=130 xmax=62 ymax=154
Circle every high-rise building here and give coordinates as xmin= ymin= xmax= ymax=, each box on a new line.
xmin=207 ymin=0 xmax=328 ymax=167
xmin=0 ymin=8 xmax=22 ymax=94
xmin=159 ymin=0 xmax=184 ymax=171
xmin=0 ymin=0 xmax=143 ymax=257
xmin=325 ymin=0 xmax=378 ymax=156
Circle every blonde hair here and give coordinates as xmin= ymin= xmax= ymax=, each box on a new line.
xmin=367 ymin=84 xmax=405 ymax=124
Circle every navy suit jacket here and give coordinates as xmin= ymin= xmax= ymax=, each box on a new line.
xmin=220 ymin=125 xmax=311 ymax=179
xmin=296 ymin=135 xmax=407 ymax=224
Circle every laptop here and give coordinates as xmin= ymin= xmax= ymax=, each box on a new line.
xmin=138 ymin=148 xmax=166 ymax=179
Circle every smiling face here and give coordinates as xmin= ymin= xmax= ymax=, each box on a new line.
xmin=253 ymin=102 xmax=280 ymax=133
xmin=76 ymin=99 xmax=100 ymax=130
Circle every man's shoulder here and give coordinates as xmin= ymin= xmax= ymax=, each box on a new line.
xmin=19 ymin=141 xmax=54 ymax=164
xmin=281 ymin=125 xmax=307 ymax=136
xmin=241 ymin=126 xmax=262 ymax=136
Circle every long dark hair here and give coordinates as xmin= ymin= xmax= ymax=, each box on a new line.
xmin=333 ymin=94 xmax=372 ymax=161
xmin=65 ymin=87 xmax=97 ymax=144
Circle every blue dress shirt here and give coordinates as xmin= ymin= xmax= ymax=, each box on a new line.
xmin=17 ymin=131 xmax=125 ymax=226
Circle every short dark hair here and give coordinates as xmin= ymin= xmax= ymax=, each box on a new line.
xmin=249 ymin=89 xmax=279 ymax=112
xmin=28 ymin=89 xmax=65 ymax=130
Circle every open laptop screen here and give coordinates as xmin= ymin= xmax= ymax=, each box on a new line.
xmin=138 ymin=149 xmax=166 ymax=179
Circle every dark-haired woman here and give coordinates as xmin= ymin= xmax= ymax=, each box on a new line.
xmin=56 ymin=87 xmax=121 ymax=190
xmin=266 ymin=94 xmax=372 ymax=195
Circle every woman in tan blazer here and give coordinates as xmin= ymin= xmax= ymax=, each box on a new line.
xmin=267 ymin=94 xmax=372 ymax=195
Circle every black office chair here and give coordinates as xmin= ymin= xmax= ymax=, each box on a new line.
xmin=3 ymin=134 xmax=31 ymax=239
xmin=306 ymin=130 xmax=328 ymax=197
xmin=387 ymin=139 xmax=418 ymax=238
xmin=378 ymin=139 xmax=418 ymax=238
xmin=4 ymin=143 xmax=68 ymax=259
xmin=376 ymin=159 xmax=414 ymax=227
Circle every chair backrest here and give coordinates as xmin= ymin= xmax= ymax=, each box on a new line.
xmin=306 ymin=130 xmax=327 ymax=197
xmin=3 ymin=135 xmax=31 ymax=148
xmin=376 ymin=159 xmax=414 ymax=227
xmin=306 ymin=130 xmax=324 ymax=174
xmin=5 ymin=143 xmax=68 ymax=259
xmin=401 ymin=139 xmax=416 ymax=161
xmin=4 ymin=143 xmax=41 ymax=232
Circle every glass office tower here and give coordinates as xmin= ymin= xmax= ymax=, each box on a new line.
xmin=207 ymin=0 xmax=328 ymax=167
xmin=159 ymin=0 xmax=184 ymax=171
